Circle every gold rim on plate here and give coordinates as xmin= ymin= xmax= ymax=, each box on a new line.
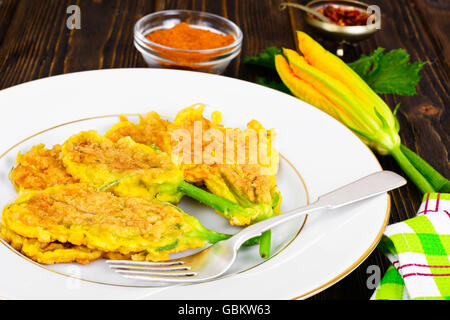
xmin=0 ymin=114 xmax=310 ymax=288
xmin=0 ymin=114 xmax=390 ymax=298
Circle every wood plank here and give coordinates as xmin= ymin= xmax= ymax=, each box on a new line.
xmin=0 ymin=0 xmax=70 ymax=89
xmin=0 ymin=0 xmax=20 ymax=46
xmin=412 ymin=0 xmax=450 ymax=73
xmin=0 ymin=0 xmax=159 ymax=89
xmin=224 ymin=0 xmax=296 ymax=80
xmin=376 ymin=0 xmax=449 ymax=179
xmin=60 ymin=0 xmax=157 ymax=72
xmin=156 ymin=0 xmax=205 ymax=11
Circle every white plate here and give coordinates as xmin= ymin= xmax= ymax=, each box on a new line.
xmin=0 ymin=69 xmax=388 ymax=299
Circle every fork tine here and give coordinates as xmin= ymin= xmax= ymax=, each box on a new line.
xmin=106 ymin=260 xmax=184 ymax=267
xmin=121 ymin=274 xmax=195 ymax=282
xmin=109 ymin=264 xmax=190 ymax=272
xmin=115 ymin=269 xmax=197 ymax=277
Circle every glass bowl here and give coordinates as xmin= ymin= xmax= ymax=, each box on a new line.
xmin=134 ymin=10 xmax=243 ymax=74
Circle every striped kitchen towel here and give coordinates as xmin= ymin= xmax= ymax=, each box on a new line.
xmin=372 ymin=193 xmax=450 ymax=300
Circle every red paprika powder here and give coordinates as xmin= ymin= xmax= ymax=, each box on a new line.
xmin=145 ymin=22 xmax=235 ymax=68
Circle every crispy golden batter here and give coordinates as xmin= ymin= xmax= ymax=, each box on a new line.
xmin=61 ymin=131 xmax=184 ymax=202
xmin=9 ymin=144 xmax=78 ymax=192
xmin=1 ymin=184 xmax=214 ymax=262
xmin=0 ymin=224 xmax=138 ymax=264
xmin=1 ymin=107 xmax=281 ymax=266
xmin=105 ymin=113 xmax=171 ymax=153
xmin=105 ymin=105 xmax=282 ymax=225
xmin=168 ymin=106 xmax=280 ymax=206
xmin=0 ymin=225 xmax=104 ymax=264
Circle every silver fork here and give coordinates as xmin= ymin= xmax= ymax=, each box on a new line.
xmin=107 ymin=170 xmax=406 ymax=283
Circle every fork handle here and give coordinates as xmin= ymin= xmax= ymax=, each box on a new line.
xmin=230 ymin=171 xmax=406 ymax=248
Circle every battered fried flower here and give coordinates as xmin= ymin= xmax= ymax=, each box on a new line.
xmin=61 ymin=131 xmax=184 ymax=203
xmin=0 ymin=225 xmax=104 ymax=265
xmin=105 ymin=105 xmax=282 ymax=226
xmin=169 ymin=106 xmax=281 ymax=225
xmin=105 ymin=105 xmax=281 ymax=257
xmin=9 ymin=144 xmax=78 ymax=192
xmin=105 ymin=113 xmax=171 ymax=153
xmin=1 ymin=184 xmax=230 ymax=263
xmin=2 ymin=106 xmax=279 ymax=264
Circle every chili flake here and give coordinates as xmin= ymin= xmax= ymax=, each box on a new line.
xmin=313 ymin=5 xmax=373 ymax=26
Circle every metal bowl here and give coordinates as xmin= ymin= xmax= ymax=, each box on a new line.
xmin=304 ymin=0 xmax=381 ymax=42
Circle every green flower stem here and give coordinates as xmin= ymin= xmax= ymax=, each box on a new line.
xmin=259 ymin=230 xmax=271 ymax=258
xmin=390 ymin=146 xmax=435 ymax=194
xmin=201 ymin=229 xmax=260 ymax=247
xmin=202 ymin=231 xmax=232 ymax=244
xmin=179 ymin=181 xmax=267 ymax=250
xmin=400 ymin=145 xmax=450 ymax=193
xmin=179 ymin=181 xmax=250 ymax=218
xmin=241 ymin=236 xmax=261 ymax=247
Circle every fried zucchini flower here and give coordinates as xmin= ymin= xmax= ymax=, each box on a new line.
xmin=169 ymin=105 xmax=282 ymax=226
xmin=105 ymin=112 xmax=171 ymax=153
xmin=60 ymin=130 xmax=266 ymax=233
xmin=61 ymin=130 xmax=184 ymax=203
xmin=105 ymin=105 xmax=282 ymax=257
xmin=1 ymin=184 xmax=232 ymax=263
xmin=0 ymin=225 xmax=105 ymax=265
xmin=9 ymin=144 xmax=79 ymax=192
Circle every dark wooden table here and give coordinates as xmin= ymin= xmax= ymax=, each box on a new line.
xmin=0 ymin=0 xmax=448 ymax=300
